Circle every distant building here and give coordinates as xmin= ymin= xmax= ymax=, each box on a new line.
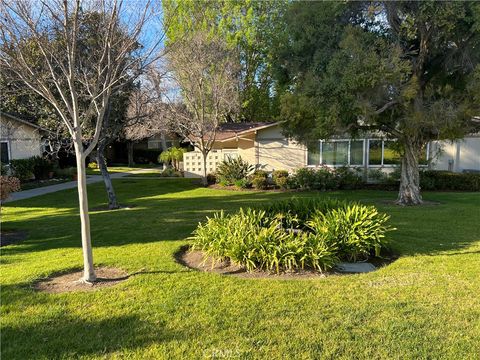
xmin=183 ymin=122 xmax=480 ymax=177
xmin=0 ymin=112 xmax=47 ymax=164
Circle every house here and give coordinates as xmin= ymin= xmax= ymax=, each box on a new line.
xmin=0 ymin=112 xmax=46 ymax=164
xmin=183 ymin=122 xmax=480 ymax=178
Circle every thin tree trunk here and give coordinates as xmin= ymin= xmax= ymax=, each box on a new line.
xmin=127 ymin=141 xmax=134 ymax=167
xmin=202 ymin=151 xmax=208 ymax=186
xmin=396 ymin=140 xmax=423 ymax=205
xmin=75 ymin=145 xmax=96 ymax=282
xmin=160 ymin=132 xmax=168 ymax=151
xmin=97 ymin=139 xmax=119 ymax=210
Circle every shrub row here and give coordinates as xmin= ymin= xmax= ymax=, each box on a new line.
xmin=212 ymin=156 xmax=480 ymax=192
xmin=420 ymin=170 xmax=480 ymax=191
xmin=8 ymin=156 xmax=54 ymax=182
xmin=191 ymin=198 xmax=395 ymax=272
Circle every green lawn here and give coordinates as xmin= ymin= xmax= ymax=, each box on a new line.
xmin=86 ymin=164 xmax=161 ymax=175
xmin=1 ymin=180 xmax=479 ymax=359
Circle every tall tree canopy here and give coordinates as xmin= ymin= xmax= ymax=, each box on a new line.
xmin=275 ymin=1 xmax=480 ymax=205
xmin=163 ymin=0 xmax=286 ymax=122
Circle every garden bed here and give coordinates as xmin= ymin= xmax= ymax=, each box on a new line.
xmin=176 ymin=246 xmax=397 ymax=279
xmin=189 ymin=198 xmax=396 ymax=275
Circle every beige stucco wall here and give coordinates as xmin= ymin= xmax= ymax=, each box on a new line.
xmin=1 ymin=115 xmax=42 ymax=160
xmin=431 ymin=136 xmax=480 ymax=172
xmin=256 ymin=125 xmax=306 ymax=171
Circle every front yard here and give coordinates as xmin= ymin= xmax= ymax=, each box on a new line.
xmin=1 ymin=179 xmax=479 ymax=359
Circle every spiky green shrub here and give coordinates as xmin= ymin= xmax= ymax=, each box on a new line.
xmin=260 ymin=197 xmax=344 ymax=229
xmin=308 ymin=203 xmax=395 ymax=261
xmin=191 ymin=198 xmax=395 ymax=273
xmin=191 ymin=208 xmax=337 ymax=272
xmin=216 ymin=156 xmax=255 ymax=186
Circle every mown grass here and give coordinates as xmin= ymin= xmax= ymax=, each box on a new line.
xmin=86 ymin=164 xmax=160 ymax=175
xmin=1 ymin=179 xmax=479 ymax=359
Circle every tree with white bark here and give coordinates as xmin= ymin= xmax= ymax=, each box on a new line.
xmin=165 ymin=32 xmax=240 ymax=185
xmin=0 ymin=0 xmax=164 ymax=282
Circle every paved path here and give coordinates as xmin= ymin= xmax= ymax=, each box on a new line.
xmin=5 ymin=168 xmax=161 ymax=203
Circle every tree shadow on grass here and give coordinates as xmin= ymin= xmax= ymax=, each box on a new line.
xmin=1 ymin=313 xmax=178 ymax=359
xmin=2 ymin=181 xmax=479 ymax=259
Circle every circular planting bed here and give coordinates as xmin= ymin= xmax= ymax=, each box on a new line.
xmin=35 ymin=267 xmax=129 ymax=293
xmin=183 ymin=198 xmax=397 ymax=278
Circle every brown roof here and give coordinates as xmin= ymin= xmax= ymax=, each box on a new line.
xmin=215 ymin=122 xmax=279 ymax=141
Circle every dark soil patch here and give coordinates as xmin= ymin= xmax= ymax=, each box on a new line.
xmin=35 ymin=267 xmax=129 ymax=293
xmin=90 ymin=204 xmax=137 ymax=211
xmin=175 ymin=246 xmax=397 ymax=279
xmin=0 ymin=230 xmax=28 ymax=247
xmin=378 ymin=199 xmax=442 ymax=206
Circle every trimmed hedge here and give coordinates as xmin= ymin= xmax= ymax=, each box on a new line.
xmin=420 ymin=170 xmax=480 ymax=191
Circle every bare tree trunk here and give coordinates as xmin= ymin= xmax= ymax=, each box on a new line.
xmin=160 ymin=132 xmax=168 ymax=151
xmin=127 ymin=141 xmax=134 ymax=167
xmin=97 ymin=139 xmax=119 ymax=210
xmin=396 ymin=140 xmax=423 ymax=205
xmin=74 ymin=145 xmax=96 ymax=282
xmin=202 ymin=150 xmax=208 ymax=186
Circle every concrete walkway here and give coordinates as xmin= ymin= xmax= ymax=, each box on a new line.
xmin=5 ymin=168 xmax=161 ymax=203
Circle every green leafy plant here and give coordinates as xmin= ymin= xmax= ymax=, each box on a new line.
xmin=191 ymin=208 xmax=338 ymax=273
xmin=291 ymin=167 xmax=338 ymax=191
xmin=87 ymin=161 xmax=98 ymax=169
xmin=191 ymin=198 xmax=395 ymax=273
xmin=234 ymin=178 xmax=251 ymax=189
xmin=159 ymin=147 xmax=186 ymax=171
xmin=335 ymin=166 xmax=363 ymax=189
xmin=30 ymin=156 xmax=54 ymax=180
xmin=9 ymin=158 xmax=34 ymax=182
xmin=160 ymin=168 xmax=182 ymax=177
xmin=420 ymin=170 xmax=480 ymax=191
xmin=216 ymin=156 xmax=255 ymax=185
xmin=272 ymin=170 xmax=289 ymax=189
xmin=308 ymin=203 xmax=395 ymax=261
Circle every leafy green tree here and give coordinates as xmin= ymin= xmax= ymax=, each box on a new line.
xmin=163 ymin=0 xmax=286 ymax=122
xmin=158 ymin=147 xmax=186 ymax=171
xmin=275 ymin=1 xmax=480 ymax=205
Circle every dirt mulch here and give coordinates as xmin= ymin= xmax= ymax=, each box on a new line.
xmin=378 ymin=199 xmax=442 ymax=206
xmin=35 ymin=267 xmax=129 ymax=293
xmin=0 ymin=230 xmax=28 ymax=247
xmin=176 ymin=247 xmax=329 ymax=279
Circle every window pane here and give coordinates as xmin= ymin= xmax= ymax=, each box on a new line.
xmin=419 ymin=145 xmax=428 ymax=165
xmin=383 ymin=141 xmax=401 ymax=165
xmin=1 ymin=142 xmax=9 ymax=163
xmin=307 ymin=141 xmax=320 ymax=165
xmin=322 ymin=141 xmax=348 ymax=166
xmin=350 ymin=140 xmax=363 ymax=165
xmin=368 ymin=140 xmax=382 ymax=165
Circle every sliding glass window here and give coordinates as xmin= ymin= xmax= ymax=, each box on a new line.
xmin=322 ymin=141 xmax=348 ymax=166
xmin=350 ymin=140 xmax=364 ymax=165
xmin=368 ymin=140 xmax=383 ymax=165
xmin=383 ymin=141 xmax=401 ymax=165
